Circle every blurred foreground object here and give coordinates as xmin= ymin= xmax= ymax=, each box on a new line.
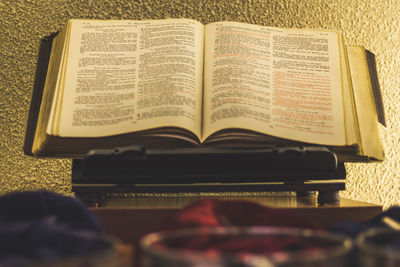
xmin=0 ymin=191 xmax=125 ymax=266
xmin=141 ymin=226 xmax=352 ymax=267
xmin=357 ymin=228 xmax=400 ymax=267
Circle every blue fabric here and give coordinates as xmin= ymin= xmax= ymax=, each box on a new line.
xmin=0 ymin=190 xmax=101 ymax=232
xmin=331 ymin=206 xmax=400 ymax=238
xmin=0 ymin=191 xmax=111 ymax=266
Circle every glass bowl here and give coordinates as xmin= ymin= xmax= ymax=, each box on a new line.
xmin=140 ymin=227 xmax=353 ymax=267
xmin=357 ymin=227 xmax=400 ymax=267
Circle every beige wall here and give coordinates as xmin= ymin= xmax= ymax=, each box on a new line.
xmin=1 ymin=0 xmax=399 ymax=208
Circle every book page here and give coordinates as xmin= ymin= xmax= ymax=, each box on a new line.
xmin=203 ymin=22 xmax=346 ymax=146
xmin=55 ymin=19 xmax=204 ymax=138
xmin=33 ymin=24 xmax=69 ymax=154
xmin=346 ymin=46 xmax=384 ymax=160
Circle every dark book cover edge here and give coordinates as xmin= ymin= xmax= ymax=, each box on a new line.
xmin=365 ymin=50 xmax=386 ymax=127
xmin=23 ymin=32 xmax=58 ymax=156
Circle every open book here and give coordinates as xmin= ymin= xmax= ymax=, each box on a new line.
xmin=29 ymin=19 xmax=384 ymax=162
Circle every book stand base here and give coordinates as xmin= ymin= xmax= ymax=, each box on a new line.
xmin=71 ymin=146 xmax=345 ymax=206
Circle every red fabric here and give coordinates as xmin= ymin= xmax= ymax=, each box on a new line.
xmin=163 ymin=199 xmax=320 ymax=230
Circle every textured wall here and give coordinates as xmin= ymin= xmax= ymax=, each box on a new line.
xmin=0 ymin=0 xmax=399 ymax=207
